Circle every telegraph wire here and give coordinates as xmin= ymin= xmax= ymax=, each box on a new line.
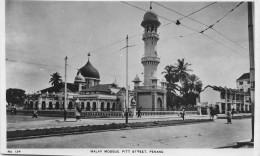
xmin=178 ymin=2 xmax=217 ymax=21
xmin=154 ymin=1 xmax=247 ymax=50
xmin=69 ymin=1 xmax=218 ymax=60
xmin=6 ymin=58 xmax=64 ymax=69
xmin=122 ymin=1 xmax=246 ymax=56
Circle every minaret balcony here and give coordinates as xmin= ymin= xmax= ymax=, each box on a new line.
xmin=141 ymin=56 xmax=160 ymax=64
xmin=142 ymin=32 xmax=159 ymax=40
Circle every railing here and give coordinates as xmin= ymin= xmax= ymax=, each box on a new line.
xmin=141 ymin=57 xmax=160 ymax=63
xmin=143 ymin=32 xmax=159 ymax=39
xmin=135 ymin=85 xmax=164 ymax=90
xmin=7 ymin=110 xmax=198 ymax=118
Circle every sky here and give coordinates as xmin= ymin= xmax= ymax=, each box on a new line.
xmin=4 ymin=1 xmax=255 ymax=93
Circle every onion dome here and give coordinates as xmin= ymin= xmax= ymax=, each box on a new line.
xmin=141 ymin=8 xmax=161 ymax=28
xmin=132 ymin=74 xmax=141 ymax=82
xmin=79 ymin=60 xmax=100 ymax=79
xmin=74 ymin=71 xmax=85 ymax=82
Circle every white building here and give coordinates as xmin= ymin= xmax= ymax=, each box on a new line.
xmin=200 ymin=85 xmax=250 ymax=114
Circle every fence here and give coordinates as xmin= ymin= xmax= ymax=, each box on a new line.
xmin=7 ymin=109 xmax=198 ymax=118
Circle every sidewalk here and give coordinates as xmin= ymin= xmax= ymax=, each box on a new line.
xmin=7 ymin=114 xmax=209 ymax=131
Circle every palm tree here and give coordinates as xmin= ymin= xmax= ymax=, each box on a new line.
xmin=174 ymin=58 xmax=192 ymax=84
xmin=49 ymin=72 xmax=62 ymax=87
xmin=187 ymin=74 xmax=202 ymax=93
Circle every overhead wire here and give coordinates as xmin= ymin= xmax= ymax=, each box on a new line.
xmin=122 ymin=1 xmax=247 ymax=57
xmin=154 ymin=1 xmax=247 ymax=50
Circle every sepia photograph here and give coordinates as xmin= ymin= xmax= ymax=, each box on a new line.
xmin=1 ymin=0 xmax=259 ymax=155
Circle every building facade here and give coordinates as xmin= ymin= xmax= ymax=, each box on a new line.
xmin=200 ymin=85 xmax=250 ymax=114
xmin=24 ymin=58 xmax=134 ymax=112
xmin=132 ymin=6 xmax=167 ymax=111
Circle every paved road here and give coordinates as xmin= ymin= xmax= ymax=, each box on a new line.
xmin=7 ymin=118 xmax=251 ymax=148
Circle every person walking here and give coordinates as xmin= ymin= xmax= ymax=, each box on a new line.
xmin=32 ymin=110 xmax=38 ymax=118
xmin=75 ymin=106 xmax=81 ymax=121
xmin=121 ymin=110 xmax=124 ymax=118
xmin=226 ymin=109 xmax=232 ymax=124
xmin=137 ymin=108 xmax=141 ymax=118
xmin=181 ymin=108 xmax=186 ymax=121
xmin=210 ymin=107 xmax=215 ymax=121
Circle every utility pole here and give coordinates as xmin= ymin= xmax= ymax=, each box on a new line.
xmin=64 ymin=56 xmax=68 ymax=121
xmin=248 ymin=2 xmax=254 ymax=143
xmin=121 ymin=35 xmax=135 ymax=125
xmin=225 ymin=86 xmax=227 ymax=114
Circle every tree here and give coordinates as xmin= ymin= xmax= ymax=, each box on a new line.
xmin=174 ymin=58 xmax=192 ymax=84
xmin=182 ymin=74 xmax=203 ymax=106
xmin=49 ymin=72 xmax=62 ymax=87
xmin=162 ymin=65 xmax=180 ymax=110
xmin=186 ymin=74 xmax=203 ymax=93
xmin=6 ymin=88 xmax=25 ymax=106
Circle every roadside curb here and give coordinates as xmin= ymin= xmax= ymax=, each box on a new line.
xmin=7 ymin=119 xmax=212 ymax=141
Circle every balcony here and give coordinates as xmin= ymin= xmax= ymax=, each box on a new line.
xmin=135 ymin=85 xmax=164 ymax=90
xmin=142 ymin=32 xmax=159 ymax=40
xmin=141 ymin=57 xmax=160 ymax=63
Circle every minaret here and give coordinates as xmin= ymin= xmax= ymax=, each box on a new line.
xmin=141 ymin=3 xmax=161 ymax=86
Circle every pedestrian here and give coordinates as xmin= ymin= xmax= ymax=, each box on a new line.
xmin=210 ymin=107 xmax=215 ymax=121
xmin=226 ymin=109 xmax=232 ymax=124
xmin=64 ymin=110 xmax=67 ymax=121
xmin=32 ymin=110 xmax=38 ymax=118
xmin=75 ymin=106 xmax=81 ymax=121
xmin=181 ymin=108 xmax=185 ymax=121
xmin=121 ymin=110 xmax=124 ymax=118
xmin=231 ymin=108 xmax=235 ymax=117
xmin=137 ymin=108 xmax=141 ymax=118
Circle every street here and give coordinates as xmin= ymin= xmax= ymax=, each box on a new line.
xmin=7 ymin=118 xmax=251 ymax=148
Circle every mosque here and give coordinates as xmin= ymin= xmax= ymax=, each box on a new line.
xmin=24 ymin=5 xmax=167 ymax=113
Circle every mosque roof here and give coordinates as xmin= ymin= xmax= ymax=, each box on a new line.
xmin=84 ymin=84 xmax=121 ymax=94
xmin=40 ymin=82 xmax=77 ymax=93
xmin=79 ymin=60 xmax=100 ymax=79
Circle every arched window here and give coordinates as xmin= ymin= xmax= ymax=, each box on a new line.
xmin=55 ymin=102 xmax=59 ymax=109
xmin=86 ymin=102 xmax=91 ymax=111
xmin=42 ymin=101 xmax=46 ymax=110
xmin=112 ymin=103 xmax=116 ymax=111
xmin=92 ymin=102 xmax=96 ymax=111
xmin=81 ymin=102 xmax=85 ymax=109
xmin=29 ymin=101 xmax=33 ymax=110
xmin=35 ymin=101 xmax=38 ymax=110
xmin=107 ymin=102 xmax=110 ymax=111
xmin=101 ymin=102 xmax=104 ymax=111
xmin=68 ymin=101 xmax=73 ymax=109
xmin=24 ymin=101 xmax=28 ymax=109
xmin=49 ymin=101 xmax=53 ymax=110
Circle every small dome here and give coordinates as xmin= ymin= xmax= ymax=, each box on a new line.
xmin=132 ymin=74 xmax=141 ymax=82
xmin=143 ymin=10 xmax=158 ymax=22
xmin=79 ymin=60 xmax=100 ymax=79
xmin=75 ymin=71 xmax=85 ymax=82
xmin=141 ymin=9 xmax=161 ymax=27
